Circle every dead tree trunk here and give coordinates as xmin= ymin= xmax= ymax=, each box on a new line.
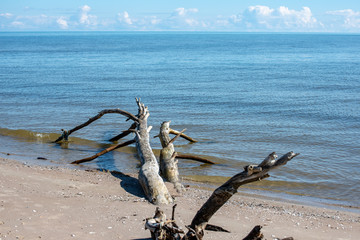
xmin=145 ymin=151 xmax=299 ymax=239
xmin=158 ymin=121 xmax=185 ymax=193
xmin=135 ymin=101 xmax=173 ymax=204
xmin=158 ymin=121 xmax=215 ymax=193
xmin=54 ymin=98 xmax=173 ymax=205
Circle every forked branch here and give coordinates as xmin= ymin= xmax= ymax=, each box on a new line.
xmin=188 ymin=151 xmax=299 ymax=239
xmin=169 ymin=129 xmax=197 ymax=143
xmin=145 ymin=151 xmax=299 ymax=240
xmin=53 ymin=99 xmax=173 ymax=205
xmin=54 ymin=109 xmax=138 ymax=143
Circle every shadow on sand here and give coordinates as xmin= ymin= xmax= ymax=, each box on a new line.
xmin=94 ymin=143 xmax=146 ymax=199
xmin=109 ymin=170 xmax=145 ymax=198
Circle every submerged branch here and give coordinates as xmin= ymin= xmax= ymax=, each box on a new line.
xmin=71 ymin=139 xmax=136 ymax=164
xmin=176 ymin=154 xmax=215 ymax=164
xmin=169 ymin=129 xmax=197 ymax=143
xmin=54 ymin=109 xmax=139 ymax=143
xmin=109 ymin=122 xmax=137 ymax=142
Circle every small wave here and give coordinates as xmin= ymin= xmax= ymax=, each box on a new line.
xmin=0 ymin=128 xmax=65 ymax=143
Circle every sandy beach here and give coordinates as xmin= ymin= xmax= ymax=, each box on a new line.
xmin=0 ymin=157 xmax=359 ymax=240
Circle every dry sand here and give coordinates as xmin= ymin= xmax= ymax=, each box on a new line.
xmin=0 ymin=157 xmax=359 ymax=240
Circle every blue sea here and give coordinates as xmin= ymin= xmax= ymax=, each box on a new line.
xmin=0 ymin=32 xmax=359 ymax=209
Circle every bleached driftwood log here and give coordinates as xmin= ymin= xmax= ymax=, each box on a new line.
xmin=145 ymin=151 xmax=299 ymax=240
xmin=158 ymin=121 xmax=185 ymax=193
xmin=135 ymin=100 xmax=173 ymax=204
xmin=158 ymin=121 xmax=215 ymax=193
xmin=54 ymin=98 xmax=173 ymax=205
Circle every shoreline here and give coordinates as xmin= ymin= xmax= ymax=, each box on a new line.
xmin=0 ymin=157 xmax=359 ymax=239
xmin=1 ymin=128 xmax=359 ymax=210
xmin=2 ymin=146 xmax=358 ymax=213
xmin=183 ymin=177 xmax=360 ymax=214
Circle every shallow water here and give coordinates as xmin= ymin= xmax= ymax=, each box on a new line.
xmin=0 ymin=32 xmax=359 ymax=208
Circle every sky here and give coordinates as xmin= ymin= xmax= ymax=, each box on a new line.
xmin=1 ymin=0 xmax=360 ymax=32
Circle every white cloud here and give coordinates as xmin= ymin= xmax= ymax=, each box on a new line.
xmin=185 ymin=18 xmax=198 ymax=26
xmin=173 ymin=8 xmax=198 ymax=17
xmin=249 ymin=5 xmax=274 ymax=16
xmin=57 ymin=16 xmax=68 ymax=29
xmin=164 ymin=7 xmax=202 ymax=30
xmin=278 ymin=6 xmax=317 ymax=27
xmin=0 ymin=13 xmax=14 ymax=29
xmin=1 ymin=5 xmax=360 ymax=32
xmin=79 ymin=5 xmax=97 ymax=26
xmin=11 ymin=21 xmax=24 ymax=27
xmin=150 ymin=16 xmax=161 ymax=25
xmin=0 ymin=13 xmax=60 ymax=30
xmin=81 ymin=5 xmax=91 ymax=13
xmin=117 ymin=11 xmax=133 ymax=25
xmin=115 ymin=7 xmax=203 ymax=30
xmin=0 ymin=13 xmax=13 ymax=18
xmin=326 ymin=9 xmax=360 ymax=29
xmin=235 ymin=5 xmax=320 ymax=31
xmin=0 ymin=5 xmax=100 ymax=30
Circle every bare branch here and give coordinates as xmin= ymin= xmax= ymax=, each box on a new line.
xmin=53 ymin=129 xmax=69 ymax=143
xmin=242 ymin=225 xmax=263 ymax=240
xmin=54 ymin=109 xmax=139 ymax=143
xmin=176 ymin=154 xmax=215 ymax=164
xmin=205 ymin=224 xmax=230 ymax=233
xmin=189 ymin=152 xmax=300 ymax=236
xmin=168 ymin=128 xmax=187 ymax=145
xmin=109 ymin=122 xmax=137 ymax=142
xmin=71 ymin=139 xmax=136 ymax=164
xmin=169 ymin=129 xmax=198 ymax=143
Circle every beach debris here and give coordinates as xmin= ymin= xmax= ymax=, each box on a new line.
xmin=145 ymin=151 xmax=299 ymax=240
xmin=36 ymin=157 xmax=47 ymax=160
xmin=145 ymin=205 xmax=185 ymax=240
xmin=53 ymin=98 xmax=173 ymax=205
xmin=52 ymin=98 xmax=216 ymax=204
xmin=156 ymin=121 xmax=213 ymax=193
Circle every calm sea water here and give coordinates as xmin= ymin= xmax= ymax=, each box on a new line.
xmin=0 ymin=32 xmax=359 ymax=209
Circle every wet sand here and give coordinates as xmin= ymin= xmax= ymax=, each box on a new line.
xmin=0 ymin=157 xmax=359 ymax=239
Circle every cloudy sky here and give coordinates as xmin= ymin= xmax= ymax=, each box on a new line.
xmin=1 ymin=0 xmax=359 ymax=32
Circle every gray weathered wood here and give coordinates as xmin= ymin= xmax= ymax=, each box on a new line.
xmin=158 ymin=121 xmax=185 ymax=193
xmin=175 ymin=154 xmax=215 ymax=164
xmin=54 ymin=99 xmax=173 ymax=205
xmin=169 ymin=128 xmax=197 ymax=143
xmin=135 ymin=100 xmax=173 ymax=204
xmin=54 ymin=109 xmax=138 ymax=143
xmin=145 ymin=151 xmax=298 ymax=240
xmin=187 ymin=151 xmax=299 ymax=239
xmin=71 ymin=139 xmax=136 ymax=164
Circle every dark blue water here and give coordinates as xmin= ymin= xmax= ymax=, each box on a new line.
xmin=0 ymin=32 xmax=359 ymax=208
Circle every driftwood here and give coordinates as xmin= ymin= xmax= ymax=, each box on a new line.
xmin=53 ymin=109 xmax=138 ymax=143
xmin=109 ymin=122 xmax=137 ymax=142
xmin=54 ymin=99 xmax=173 ymax=204
xmin=71 ymin=139 xmax=136 ymax=164
xmin=158 ymin=121 xmax=185 ymax=193
xmin=145 ymin=151 xmax=299 ymax=240
xmin=168 ymin=128 xmax=197 ymax=143
xmin=135 ymin=100 xmax=173 ymax=204
xmin=175 ymin=154 xmax=215 ymax=164
xmin=158 ymin=121 xmax=215 ymax=192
